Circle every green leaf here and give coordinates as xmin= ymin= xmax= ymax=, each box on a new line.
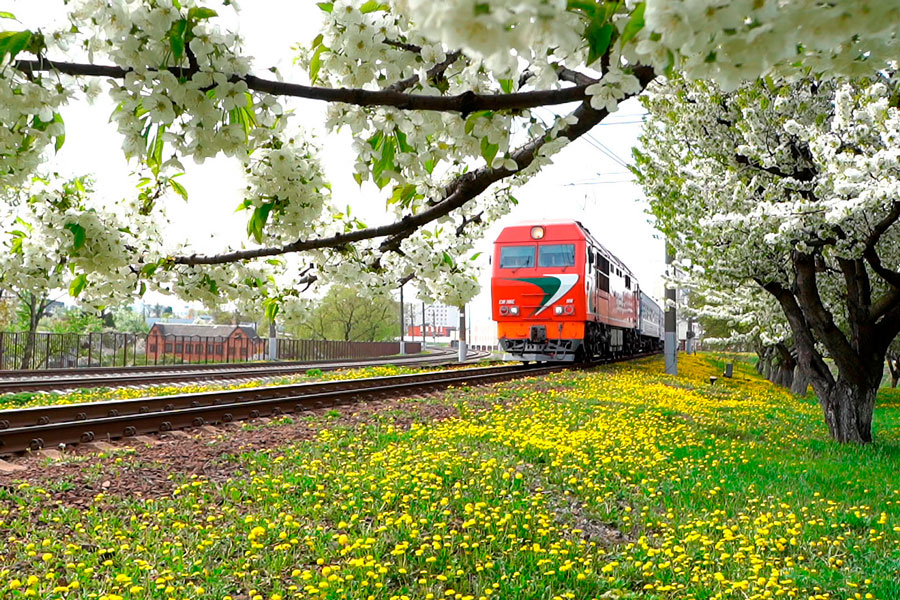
xmin=316 ymin=2 xmax=333 ymax=12
xmin=64 ymin=223 xmax=86 ymax=250
xmin=309 ymin=43 xmax=328 ymax=85
xmin=264 ymin=299 xmax=280 ymax=323
xmin=620 ymin=2 xmax=646 ymax=45
xmin=442 ymin=252 xmax=455 ymax=267
xmin=187 ymin=7 xmax=218 ymax=20
xmin=247 ymin=202 xmax=274 ymax=243
xmin=424 ymin=158 xmax=436 ymax=174
xmin=168 ymin=178 xmax=188 ymax=201
xmin=469 ymin=252 xmax=482 ymax=261
xmin=359 ymin=0 xmax=388 ymax=13
xmin=480 ymin=137 xmax=499 ymax=166
xmin=69 ymin=273 xmax=88 ymax=297
xmin=474 ymin=3 xmax=490 ymax=15
xmin=372 ymin=135 xmax=396 ymax=189
xmin=168 ymin=18 xmax=188 ymax=62
xmin=141 ymin=262 xmax=159 ymax=277
xmin=464 ymin=110 xmax=493 ymax=135
xmin=566 ymin=1 xmax=596 ymax=17
xmin=51 ymin=112 xmax=65 ymax=151
xmin=311 ymin=33 xmax=324 ymax=50
xmin=586 ymin=22 xmax=614 ymax=66
xmin=498 ymin=79 xmax=514 ymax=94
xmin=0 ymin=30 xmax=32 ymax=61
xmin=0 ymin=12 xmax=17 ymax=19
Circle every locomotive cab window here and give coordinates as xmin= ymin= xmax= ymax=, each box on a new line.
xmin=538 ymin=244 xmax=576 ymax=267
xmin=499 ymin=245 xmax=535 ymax=268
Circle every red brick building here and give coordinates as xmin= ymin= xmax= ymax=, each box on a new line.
xmin=146 ymin=323 xmax=264 ymax=363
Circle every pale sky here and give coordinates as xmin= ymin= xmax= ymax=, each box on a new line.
xmin=9 ymin=1 xmax=664 ymax=340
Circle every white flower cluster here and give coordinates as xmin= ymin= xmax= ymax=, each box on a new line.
xmin=391 ymin=0 xmax=583 ymax=76
xmin=0 ymin=177 xmax=160 ymax=311
xmin=241 ymin=134 xmax=334 ymax=245
xmin=68 ymin=0 xmax=283 ymax=166
xmin=0 ymin=71 xmax=70 ymax=188
xmin=397 ymin=0 xmax=900 ymax=89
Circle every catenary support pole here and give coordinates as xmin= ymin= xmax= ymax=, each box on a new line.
xmin=665 ymin=243 xmax=678 ymax=375
xmin=422 ymin=303 xmax=426 ymax=346
xmin=458 ymin=305 xmax=467 ymax=362
xmin=399 ymin=284 xmax=406 ymax=355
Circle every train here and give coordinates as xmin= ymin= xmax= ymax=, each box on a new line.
xmin=490 ymin=220 xmax=664 ymax=362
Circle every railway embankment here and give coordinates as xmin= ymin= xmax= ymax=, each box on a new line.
xmin=1 ymin=354 xmax=898 ymax=599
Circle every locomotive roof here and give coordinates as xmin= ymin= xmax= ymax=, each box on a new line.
xmin=494 ymin=220 xmax=636 ymax=278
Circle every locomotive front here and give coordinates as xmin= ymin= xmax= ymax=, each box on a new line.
xmin=490 ymin=222 xmax=588 ymax=362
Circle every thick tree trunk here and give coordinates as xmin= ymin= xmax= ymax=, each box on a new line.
xmin=887 ymin=356 xmax=899 ymax=388
xmin=791 ymin=365 xmax=811 ymax=396
xmin=812 ymin=377 xmax=878 ymax=443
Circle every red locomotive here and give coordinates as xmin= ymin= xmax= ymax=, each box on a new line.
xmin=491 ymin=220 xmax=663 ymax=362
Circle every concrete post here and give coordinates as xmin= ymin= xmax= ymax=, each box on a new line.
xmin=665 ymin=243 xmax=678 ymax=375
xmin=267 ymin=318 xmax=277 ymax=361
xmin=399 ymin=284 xmax=406 ymax=355
xmin=458 ymin=306 xmax=467 ymax=362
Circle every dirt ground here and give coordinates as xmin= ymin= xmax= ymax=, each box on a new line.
xmin=0 ymin=391 xmax=462 ymax=508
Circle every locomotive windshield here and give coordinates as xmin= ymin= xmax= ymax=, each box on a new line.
xmin=538 ymin=244 xmax=576 ymax=267
xmin=499 ymin=245 xmax=535 ymax=268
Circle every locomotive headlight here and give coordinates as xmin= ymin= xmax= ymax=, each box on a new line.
xmin=509 ymin=306 xmax=520 ymax=315
xmin=499 ymin=306 xmax=509 ymax=315
xmin=564 ymin=305 xmax=575 ymax=315
xmin=554 ymin=306 xmax=564 ymax=315
xmin=530 ymin=226 xmax=545 ymax=240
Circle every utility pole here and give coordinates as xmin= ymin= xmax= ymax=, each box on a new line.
xmin=458 ymin=305 xmax=467 ymax=362
xmin=665 ymin=243 xmax=678 ymax=375
xmin=421 ymin=303 xmax=426 ymax=346
xmin=399 ymin=284 xmax=406 ymax=355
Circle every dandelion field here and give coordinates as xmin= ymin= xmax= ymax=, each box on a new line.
xmin=1 ymin=354 xmax=899 ymax=600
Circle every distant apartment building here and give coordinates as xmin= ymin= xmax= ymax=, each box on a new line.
xmin=147 ymin=323 xmax=263 ymax=362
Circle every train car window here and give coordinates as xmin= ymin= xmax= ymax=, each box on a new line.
xmin=597 ymin=254 xmax=609 ymax=274
xmin=599 ymin=273 xmax=610 ymax=293
xmin=538 ymin=244 xmax=575 ymax=267
xmin=625 ymin=275 xmax=631 ymax=289
xmin=499 ymin=245 xmax=535 ymax=268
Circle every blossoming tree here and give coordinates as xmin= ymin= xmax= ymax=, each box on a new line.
xmin=1 ymin=1 xmax=898 ymax=326
xmin=636 ymin=75 xmax=900 ymax=443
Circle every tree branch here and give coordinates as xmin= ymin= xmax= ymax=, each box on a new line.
xmin=15 ymin=57 xmax=595 ymax=113
xmin=760 ymin=278 xmax=834 ymax=388
xmin=793 ymin=251 xmax=861 ymax=381
xmin=385 ymin=50 xmax=463 ymax=93
xmin=172 ymin=64 xmax=657 ymax=266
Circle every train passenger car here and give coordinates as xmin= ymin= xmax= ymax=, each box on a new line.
xmin=638 ymin=291 xmax=665 ymax=353
xmin=491 ymin=220 xmax=662 ymax=362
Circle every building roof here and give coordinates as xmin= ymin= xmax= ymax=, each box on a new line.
xmin=150 ymin=323 xmax=260 ymax=339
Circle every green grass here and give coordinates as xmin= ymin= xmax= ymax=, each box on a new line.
xmin=0 ymin=353 xmax=897 ymax=599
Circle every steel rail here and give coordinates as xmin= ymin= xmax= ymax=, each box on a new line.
xmin=0 ymin=363 xmax=563 ymax=454
xmin=0 ymin=362 xmax=518 ymax=430
xmin=0 ymin=349 xmax=476 ymax=394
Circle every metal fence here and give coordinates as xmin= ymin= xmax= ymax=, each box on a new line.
xmin=0 ymin=331 xmax=420 ymax=370
xmin=277 ymin=339 xmax=420 ymax=361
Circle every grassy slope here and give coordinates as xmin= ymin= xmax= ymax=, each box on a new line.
xmin=0 ymin=354 xmax=897 ymax=600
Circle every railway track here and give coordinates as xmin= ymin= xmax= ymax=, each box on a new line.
xmin=0 ymin=348 xmax=482 ymax=394
xmin=0 ymin=352 xmax=657 ymax=456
